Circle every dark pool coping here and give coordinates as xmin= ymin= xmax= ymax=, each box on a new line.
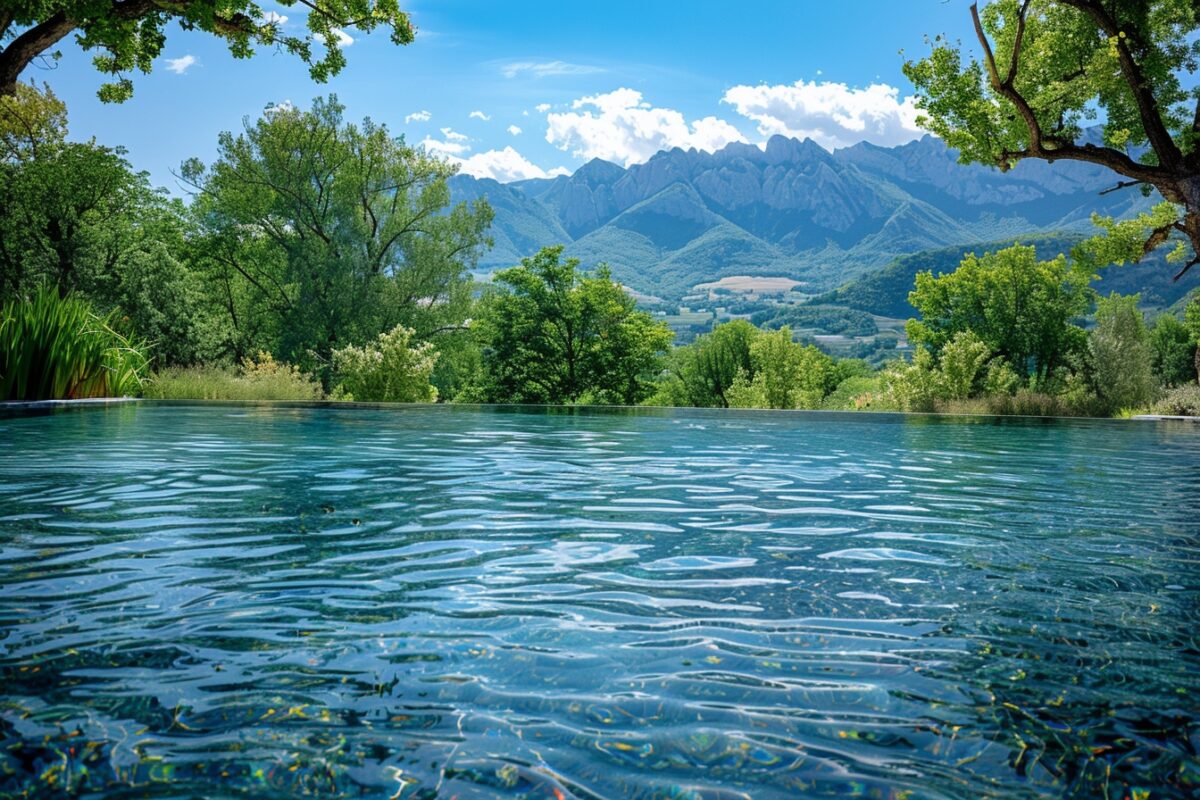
xmin=3 ymin=396 xmax=1199 ymax=426
xmin=0 ymin=397 xmax=141 ymax=411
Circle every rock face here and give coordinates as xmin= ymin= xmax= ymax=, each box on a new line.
xmin=452 ymin=133 xmax=1154 ymax=298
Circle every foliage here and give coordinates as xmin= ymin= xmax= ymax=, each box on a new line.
xmin=0 ymin=83 xmax=148 ymax=297
xmin=0 ymin=83 xmax=215 ymax=366
xmin=1148 ymin=312 xmax=1197 ymax=386
xmin=0 ymin=1 xmax=415 ymax=102
xmin=821 ymin=375 xmax=887 ymax=411
xmin=330 ymin=324 xmax=438 ymax=403
xmin=1089 ymin=292 xmax=1156 ymax=413
xmin=1149 ymin=384 xmax=1200 ymax=416
xmin=0 ymin=287 xmax=147 ymax=400
xmin=939 ymin=330 xmax=993 ymax=400
xmin=983 ymin=358 xmax=1023 ymax=396
xmin=725 ymin=326 xmax=835 ymax=409
xmin=903 ymin=0 xmax=1200 ymax=276
xmin=660 ymin=320 xmax=758 ymax=408
xmin=751 ymin=304 xmax=878 ymax=337
xmin=881 ymin=347 xmax=945 ymax=412
xmin=474 ymin=246 xmax=673 ymax=405
xmin=907 ymin=244 xmax=1092 ymax=379
xmin=184 ymin=96 xmax=492 ymax=375
xmin=145 ymin=352 xmax=323 ymax=401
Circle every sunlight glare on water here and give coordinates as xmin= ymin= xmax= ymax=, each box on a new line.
xmin=0 ymin=403 xmax=1197 ymax=798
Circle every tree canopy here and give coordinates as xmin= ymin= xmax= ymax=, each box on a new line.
xmin=0 ymin=0 xmax=414 ymax=101
xmin=473 ymin=246 xmax=673 ymax=405
xmin=903 ymin=0 xmax=1200 ymax=278
xmin=906 ymin=243 xmax=1093 ymax=379
xmin=183 ymin=95 xmax=492 ymax=372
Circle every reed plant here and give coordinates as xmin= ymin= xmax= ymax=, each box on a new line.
xmin=1 ymin=288 xmax=149 ymax=401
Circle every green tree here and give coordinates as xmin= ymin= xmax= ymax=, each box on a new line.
xmin=1148 ymin=312 xmax=1197 ymax=386
xmin=907 ymin=244 xmax=1092 ymax=380
xmin=0 ymin=83 xmax=215 ymax=366
xmin=904 ymin=0 xmax=1200 ymax=277
xmin=663 ymin=319 xmax=759 ymax=408
xmin=0 ymin=86 xmax=146 ymax=297
xmin=726 ymin=326 xmax=834 ymax=409
xmin=1184 ymin=292 xmax=1200 ymax=384
xmin=474 ymin=246 xmax=673 ymax=405
xmin=0 ymin=1 xmax=414 ymax=101
xmin=183 ymin=95 xmax=492 ymax=376
xmin=1089 ymin=292 xmax=1155 ymax=411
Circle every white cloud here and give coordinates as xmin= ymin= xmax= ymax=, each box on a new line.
xmin=535 ymin=103 xmax=551 ymax=113
xmin=545 ymin=88 xmax=746 ymax=167
xmin=165 ymin=55 xmax=196 ymax=74
xmin=501 ymin=61 xmax=602 ymax=79
xmin=405 ymin=110 xmax=431 ymax=123
xmin=420 ymin=128 xmax=470 ymax=157
xmin=722 ymin=79 xmax=923 ymax=150
xmin=453 ymin=146 xmax=559 ymax=182
xmin=547 ymin=166 xmax=571 ymax=177
xmin=260 ymin=10 xmax=288 ymax=25
xmin=264 ymin=99 xmax=295 ymax=115
xmin=469 ymin=110 xmax=491 ymax=121
xmin=507 ymin=125 xmax=522 ymax=136
xmin=322 ymin=27 xmax=353 ymax=48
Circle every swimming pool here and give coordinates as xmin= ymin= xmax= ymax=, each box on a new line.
xmin=1 ymin=403 xmax=1196 ymax=798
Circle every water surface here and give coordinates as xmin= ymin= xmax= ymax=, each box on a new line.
xmin=1 ymin=404 xmax=1197 ymax=798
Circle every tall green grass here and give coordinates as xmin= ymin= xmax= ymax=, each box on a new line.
xmin=1 ymin=288 xmax=148 ymax=401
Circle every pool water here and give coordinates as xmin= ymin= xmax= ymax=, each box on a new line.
xmin=0 ymin=403 xmax=1197 ymax=799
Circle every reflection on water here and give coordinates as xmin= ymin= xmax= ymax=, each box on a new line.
xmin=0 ymin=404 xmax=1197 ymax=798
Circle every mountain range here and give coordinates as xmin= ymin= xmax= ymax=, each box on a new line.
xmin=449 ymin=132 xmax=1160 ymax=301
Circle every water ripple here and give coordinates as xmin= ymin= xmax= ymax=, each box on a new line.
xmin=0 ymin=404 xmax=1197 ymax=799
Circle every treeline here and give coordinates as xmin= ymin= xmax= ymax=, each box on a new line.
xmin=2 ymin=87 xmax=1199 ymax=416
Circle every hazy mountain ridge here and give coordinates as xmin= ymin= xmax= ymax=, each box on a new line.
xmin=450 ymin=132 xmax=1155 ymax=298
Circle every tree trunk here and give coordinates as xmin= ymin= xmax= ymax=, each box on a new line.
xmin=0 ymin=12 xmax=75 ymax=96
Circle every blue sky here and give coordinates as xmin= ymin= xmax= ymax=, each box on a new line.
xmin=33 ymin=1 xmax=981 ymax=189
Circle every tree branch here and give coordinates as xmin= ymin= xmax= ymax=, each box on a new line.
xmin=0 ymin=12 xmax=75 ymax=95
xmin=1057 ymin=0 xmax=1183 ymax=171
xmin=1098 ymin=180 xmax=1143 ymax=196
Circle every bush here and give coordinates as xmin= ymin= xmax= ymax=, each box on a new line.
xmin=881 ymin=348 xmax=944 ymax=412
xmin=1148 ymin=313 xmax=1197 ymax=387
xmin=822 ymin=375 xmax=886 ymax=410
xmin=1149 ymin=385 xmax=1200 ymax=416
xmin=939 ymin=330 xmax=992 ymax=400
xmin=331 ymin=324 xmax=438 ymax=402
xmin=1089 ymin=293 xmax=1154 ymax=413
xmin=982 ymin=358 xmax=1022 ymax=396
xmin=145 ymin=352 xmax=323 ymax=401
xmin=0 ymin=288 xmax=148 ymax=400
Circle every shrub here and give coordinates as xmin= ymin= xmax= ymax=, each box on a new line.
xmin=881 ymin=348 xmax=944 ymax=412
xmin=1148 ymin=313 xmax=1197 ymax=387
xmin=331 ymin=324 xmax=438 ymax=402
xmin=1090 ymin=293 xmax=1155 ymax=414
xmin=1150 ymin=385 xmax=1200 ymax=417
xmin=938 ymin=330 xmax=992 ymax=400
xmin=0 ymin=288 xmax=148 ymax=400
xmin=144 ymin=352 xmax=323 ymax=401
xmin=822 ymin=375 xmax=885 ymax=410
xmin=982 ymin=359 xmax=1022 ymax=396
